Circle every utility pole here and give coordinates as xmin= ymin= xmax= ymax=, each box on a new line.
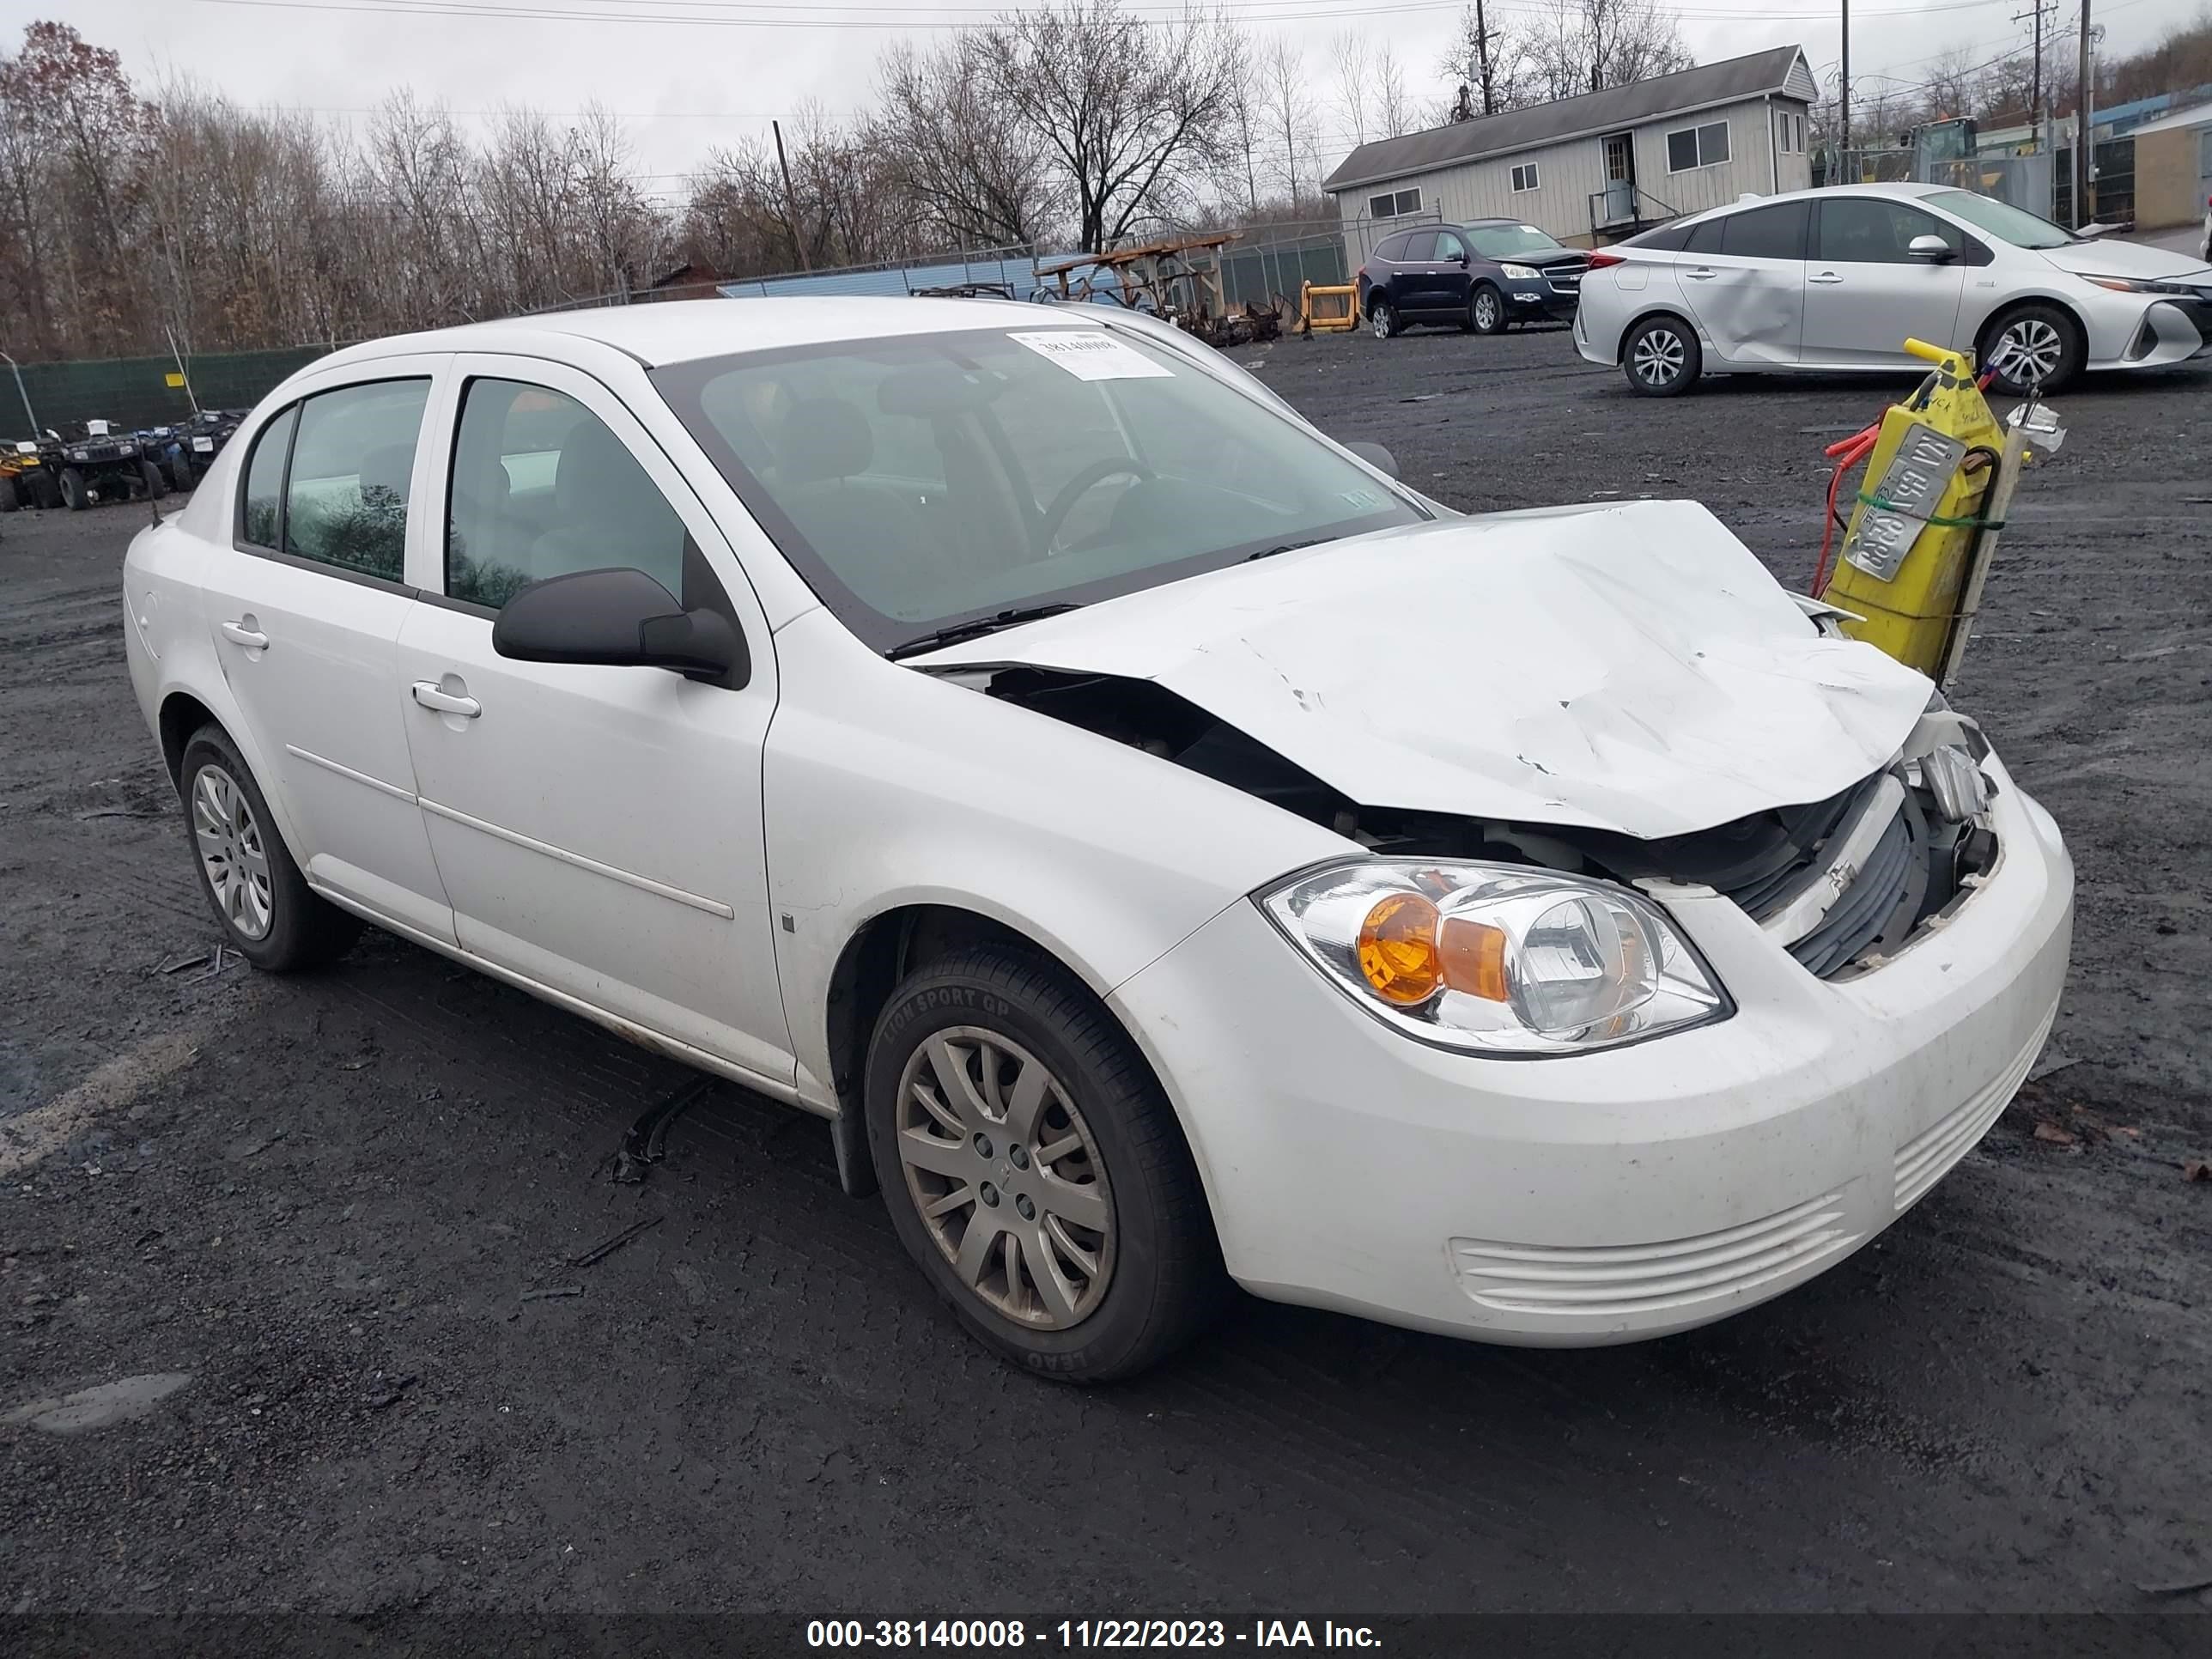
xmin=2012 ymin=0 xmax=2051 ymax=134
xmin=2075 ymin=0 xmax=2093 ymax=226
xmin=1840 ymin=0 xmax=1851 ymax=155
xmin=1471 ymin=0 xmax=1499 ymax=117
xmin=772 ymin=118 xmax=810 ymax=273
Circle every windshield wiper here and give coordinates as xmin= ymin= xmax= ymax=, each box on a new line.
xmin=886 ymin=603 xmax=1085 ymax=660
xmin=1246 ymin=536 xmax=1331 ymax=562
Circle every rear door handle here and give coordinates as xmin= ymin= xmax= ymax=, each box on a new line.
xmin=1683 ymin=267 xmax=1717 ymax=280
xmin=219 ymin=620 xmax=269 ymax=649
xmin=410 ymin=680 xmax=481 ymax=719
xmin=1809 ymin=271 xmax=1845 ymax=284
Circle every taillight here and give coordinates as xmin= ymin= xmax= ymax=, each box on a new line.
xmin=1587 ymin=251 xmax=1626 ymax=269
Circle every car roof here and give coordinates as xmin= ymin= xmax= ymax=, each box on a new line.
xmin=306 ymin=295 xmax=1095 ymax=373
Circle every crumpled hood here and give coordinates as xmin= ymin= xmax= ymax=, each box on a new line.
xmin=914 ymin=501 xmax=1938 ymax=839
xmin=2036 ymin=237 xmax=2212 ymax=283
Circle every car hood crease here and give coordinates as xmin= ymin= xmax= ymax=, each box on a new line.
xmin=913 ymin=501 xmax=1936 ymax=839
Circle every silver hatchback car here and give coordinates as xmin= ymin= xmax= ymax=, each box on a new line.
xmin=1575 ymin=181 xmax=2212 ymax=396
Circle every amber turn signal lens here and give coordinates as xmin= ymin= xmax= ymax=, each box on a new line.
xmin=1438 ymin=916 xmax=1510 ymax=1002
xmin=1356 ymin=891 xmax=1442 ymax=1004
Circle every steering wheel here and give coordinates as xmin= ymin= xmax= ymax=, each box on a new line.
xmin=1039 ymin=459 xmax=1153 ymax=552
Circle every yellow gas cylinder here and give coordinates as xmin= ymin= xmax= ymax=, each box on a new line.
xmin=1820 ymin=339 xmax=2008 ymax=677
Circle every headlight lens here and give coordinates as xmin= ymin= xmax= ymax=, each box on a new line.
xmin=1499 ymin=263 xmax=1540 ymax=280
xmin=67 ymin=447 xmax=88 ymax=462
xmin=1260 ymin=860 xmax=1729 ymax=1056
xmin=2081 ymin=274 xmax=2204 ymax=296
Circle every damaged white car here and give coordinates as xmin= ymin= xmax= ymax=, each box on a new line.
xmin=122 ymin=301 xmax=2073 ymax=1379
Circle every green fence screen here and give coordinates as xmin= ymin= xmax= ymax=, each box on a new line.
xmin=9 ymin=344 xmax=334 ymax=437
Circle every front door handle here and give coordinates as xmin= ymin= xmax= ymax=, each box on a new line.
xmin=410 ymin=680 xmax=481 ymax=719
xmin=1683 ymin=266 xmax=1717 ymax=280
xmin=1809 ymin=271 xmax=1845 ymax=284
xmin=219 ymin=620 xmax=269 ymax=649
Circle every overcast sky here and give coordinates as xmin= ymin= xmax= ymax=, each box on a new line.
xmin=26 ymin=0 xmax=2206 ymax=196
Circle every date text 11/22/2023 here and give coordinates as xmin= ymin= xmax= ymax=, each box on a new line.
xmin=805 ymin=1620 xmax=1383 ymax=1649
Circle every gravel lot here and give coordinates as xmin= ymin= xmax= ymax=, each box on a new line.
xmin=3 ymin=323 xmax=2209 ymax=1626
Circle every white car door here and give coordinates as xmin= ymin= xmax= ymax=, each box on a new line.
xmin=1801 ymin=197 xmax=1969 ymax=367
xmin=193 ymin=362 xmax=457 ymax=945
xmin=393 ymin=355 xmax=793 ymax=1090
xmin=1671 ymin=198 xmax=1809 ymax=366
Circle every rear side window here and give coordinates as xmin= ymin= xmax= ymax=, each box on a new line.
xmin=1720 ymin=200 xmax=1809 ymax=259
xmin=1375 ymin=233 xmax=1409 ymax=260
xmin=238 ymin=406 xmax=295 ymax=550
xmin=446 ymin=378 xmax=690 ymax=610
xmin=1626 ymin=222 xmax=1693 ymax=252
xmin=283 ymin=380 xmax=432 ymax=584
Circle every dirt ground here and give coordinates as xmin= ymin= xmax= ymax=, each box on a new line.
xmin=3 ymin=325 xmax=2209 ymax=1631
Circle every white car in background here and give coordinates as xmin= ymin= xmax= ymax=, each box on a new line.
xmin=125 ymin=299 xmax=2070 ymax=1378
xmin=1576 ymin=181 xmax=2212 ymax=395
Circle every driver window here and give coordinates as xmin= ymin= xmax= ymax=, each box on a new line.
xmin=1816 ymin=199 xmax=1960 ymax=264
xmin=445 ymin=379 xmax=691 ymax=610
xmin=1435 ymin=230 xmax=1468 ymax=261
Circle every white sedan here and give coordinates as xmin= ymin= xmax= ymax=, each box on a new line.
xmin=1576 ymin=181 xmax=2212 ymax=395
xmin=123 ymin=300 xmax=2072 ymax=1378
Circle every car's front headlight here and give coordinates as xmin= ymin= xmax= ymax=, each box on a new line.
xmin=1499 ymin=263 xmax=1540 ymax=281
xmin=1260 ymin=860 xmax=1729 ymax=1056
xmin=2080 ymin=274 xmax=2205 ymax=296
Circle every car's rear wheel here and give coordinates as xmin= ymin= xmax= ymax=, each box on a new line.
xmin=178 ymin=724 xmax=362 ymax=972
xmin=1470 ymin=283 xmax=1507 ymax=335
xmin=1623 ymin=315 xmax=1700 ymax=396
xmin=865 ymin=945 xmax=1225 ymax=1382
xmin=58 ymin=467 xmax=88 ymax=510
xmin=1982 ymin=302 xmax=2085 ymax=395
xmin=1368 ymin=295 xmax=1400 ymax=338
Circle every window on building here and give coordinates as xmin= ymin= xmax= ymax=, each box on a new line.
xmin=1367 ymin=186 xmax=1423 ymax=219
xmin=1776 ymin=110 xmax=1806 ymax=153
xmin=1667 ymin=119 xmax=1731 ymax=172
xmin=1510 ymin=161 xmax=1540 ymax=192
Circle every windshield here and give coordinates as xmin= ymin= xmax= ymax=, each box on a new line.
xmin=1925 ymin=189 xmax=2077 ymax=249
xmin=655 ymin=325 xmax=1425 ymax=653
xmin=1467 ymin=223 xmax=1569 ymax=260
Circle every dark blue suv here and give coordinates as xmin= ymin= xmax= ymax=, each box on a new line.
xmin=1358 ymin=219 xmax=1589 ymax=338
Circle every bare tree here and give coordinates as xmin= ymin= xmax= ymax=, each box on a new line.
xmin=973 ymin=0 xmax=1237 ymax=252
xmin=1257 ymin=34 xmax=1316 ymax=202
xmin=1371 ymin=41 xmax=1415 ymax=137
xmin=1522 ymin=0 xmax=1690 ymax=99
xmin=1332 ymin=29 xmax=1370 ymax=145
xmin=876 ymin=38 xmax=1054 ymax=248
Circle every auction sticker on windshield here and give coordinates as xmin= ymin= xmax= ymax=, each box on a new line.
xmin=1010 ymin=331 xmax=1176 ymax=381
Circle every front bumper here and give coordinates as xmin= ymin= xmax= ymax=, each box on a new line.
xmin=1112 ymin=757 xmax=2073 ymax=1346
xmin=1505 ymin=283 xmax=1580 ymax=322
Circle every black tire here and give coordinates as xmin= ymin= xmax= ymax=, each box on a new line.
xmin=58 ymin=467 xmax=88 ymax=510
xmin=27 ymin=469 xmax=59 ymax=509
xmin=140 ymin=458 xmax=169 ymax=500
xmin=1470 ymin=282 xmax=1508 ymax=336
xmin=1981 ymin=301 xmax=2086 ymax=395
xmin=178 ymin=724 xmax=362 ymax=972
xmin=171 ymin=451 xmax=197 ymax=490
xmin=1367 ymin=295 xmax=1401 ymax=338
xmin=0 ymin=474 xmax=16 ymax=513
xmin=1622 ymin=313 xmax=1702 ymax=396
xmin=865 ymin=945 xmax=1226 ymax=1382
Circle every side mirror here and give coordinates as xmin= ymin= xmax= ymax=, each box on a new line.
xmin=1452 ymin=252 xmax=1469 ymax=266
xmin=1346 ymin=441 xmax=1400 ymax=479
xmin=1906 ymin=234 xmax=1955 ymax=262
xmin=493 ymin=567 xmax=744 ymax=683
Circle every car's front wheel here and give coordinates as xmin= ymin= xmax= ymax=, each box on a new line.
xmin=1622 ymin=315 xmax=1701 ymax=396
xmin=1470 ymin=283 xmax=1507 ymax=335
xmin=865 ymin=945 xmax=1224 ymax=1382
xmin=178 ymin=724 xmax=362 ymax=971
xmin=1982 ymin=302 xmax=2085 ymax=395
xmin=1368 ymin=295 xmax=1400 ymax=338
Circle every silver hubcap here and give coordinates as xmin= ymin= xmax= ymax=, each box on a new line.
xmin=191 ymin=764 xmax=273 ymax=941
xmin=1632 ymin=328 xmax=1686 ymax=386
xmin=895 ymin=1027 xmax=1115 ymax=1330
xmin=1996 ymin=318 xmax=2063 ymax=383
xmin=1476 ymin=292 xmax=1498 ymax=328
xmin=1370 ymin=304 xmax=1390 ymax=337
